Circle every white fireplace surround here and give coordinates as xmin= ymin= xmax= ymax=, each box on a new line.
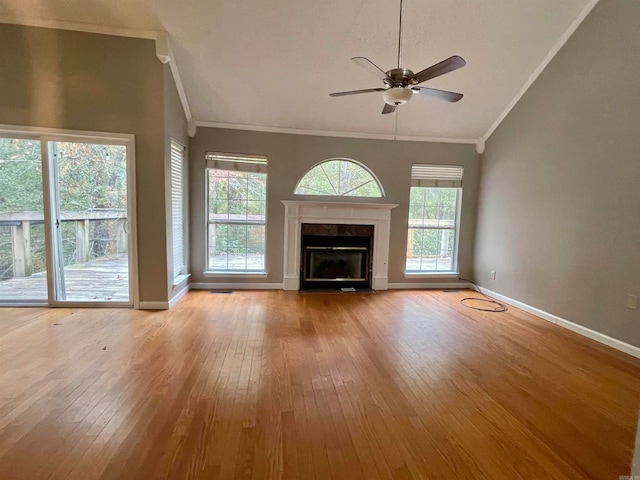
xmin=282 ymin=200 xmax=398 ymax=291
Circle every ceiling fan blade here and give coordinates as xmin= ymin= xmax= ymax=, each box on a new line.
xmin=352 ymin=57 xmax=390 ymax=82
xmin=411 ymin=86 xmax=463 ymax=103
xmin=382 ymin=103 xmax=396 ymax=114
xmin=329 ymin=87 xmax=387 ymax=97
xmin=411 ymin=55 xmax=466 ymax=85
xmin=411 ymin=87 xmax=464 ymax=103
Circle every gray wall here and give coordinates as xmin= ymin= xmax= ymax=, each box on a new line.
xmin=0 ymin=23 xmax=169 ymax=304
xmin=473 ymin=0 xmax=640 ymax=346
xmin=163 ymin=64 xmax=189 ymax=302
xmin=189 ymin=127 xmax=479 ymax=286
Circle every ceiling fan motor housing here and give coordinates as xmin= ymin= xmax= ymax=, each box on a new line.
xmin=385 ymin=68 xmax=416 ymax=86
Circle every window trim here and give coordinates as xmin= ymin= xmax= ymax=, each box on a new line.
xmin=204 ymin=156 xmax=268 ymax=274
xmin=294 ymin=157 xmax=385 ymax=198
xmin=404 ymin=166 xmax=463 ymax=275
xmin=0 ymin=124 xmax=139 ymax=308
xmin=202 ymin=272 xmax=268 ymax=278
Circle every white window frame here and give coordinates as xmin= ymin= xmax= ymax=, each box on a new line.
xmin=0 ymin=124 xmax=139 ymax=308
xmin=294 ymin=157 xmax=385 ymax=197
xmin=405 ymin=164 xmax=463 ymax=276
xmin=170 ymin=139 xmax=188 ymax=284
xmin=204 ymin=152 xmax=268 ymax=275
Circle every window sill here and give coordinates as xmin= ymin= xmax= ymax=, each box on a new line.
xmin=203 ymin=271 xmax=268 ymax=278
xmin=404 ymin=272 xmax=459 ymax=278
xmin=172 ymin=273 xmax=191 ymax=288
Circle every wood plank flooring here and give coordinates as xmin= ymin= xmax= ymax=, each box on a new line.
xmin=0 ymin=289 xmax=639 ymax=479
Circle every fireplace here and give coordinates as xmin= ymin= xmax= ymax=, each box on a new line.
xmin=281 ymin=201 xmax=398 ymax=291
xmin=301 ymin=224 xmax=373 ymax=289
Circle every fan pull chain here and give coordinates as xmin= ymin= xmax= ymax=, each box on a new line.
xmin=394 ymin=107 xmax=399 ymax=140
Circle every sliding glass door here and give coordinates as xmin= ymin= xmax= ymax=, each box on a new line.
xmin=0 ymin=129 xmax=135 ymax=306
xmin=48 ymin=141 xmax=130 ymax=303
xmin=0 ymin=137 xmax=48 ymax=302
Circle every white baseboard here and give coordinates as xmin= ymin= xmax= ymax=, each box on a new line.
xmin=190 ymin=282 xmax=283 ymax=290
xmin=283 ymin=276 xmax=299 ymax=291
xmin=633 ymin=414 xmax=640 ymax=476
xmin=168 ymin=283 xmax=190 ymax=308
xmin=388 ymin=282 xmax=473 ymax=290
xmin=476 ymin=286 xmax=640 ymax=360
xmin=139 ymin=301 xmax=169 ymax=310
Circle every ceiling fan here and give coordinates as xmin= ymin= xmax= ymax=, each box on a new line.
xmin=329 ymin=0 xmax=467 ymax=114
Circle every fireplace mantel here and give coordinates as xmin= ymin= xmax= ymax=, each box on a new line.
xmin=281 ymin=200 xmax=398 ymax=291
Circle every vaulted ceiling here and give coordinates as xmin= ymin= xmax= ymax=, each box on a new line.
xmin=0 ymin=0 xmax=594 ymax=141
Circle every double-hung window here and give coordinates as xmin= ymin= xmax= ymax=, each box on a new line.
xmin=405 ymin=165 xmax=463 ymax=273
xmin=206 ymin=152 xmax=267 ymax=272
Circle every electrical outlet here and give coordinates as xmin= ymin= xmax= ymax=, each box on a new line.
xmin=627 ymin=294 xmax=638 ymax=310
xmin=490 ymin=270 xmax=496 ymax=280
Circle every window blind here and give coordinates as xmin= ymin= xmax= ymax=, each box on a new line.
xmin=205 ymin=152 xmax=268 ymax=173
xmin=171 ymin=140 xmax=186 ymax=278
xmin=411 ymin=164 xmax=463 ymax=188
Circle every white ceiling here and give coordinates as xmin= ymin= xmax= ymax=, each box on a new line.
xmin=0 ymin=0 xmax=594 ymax=141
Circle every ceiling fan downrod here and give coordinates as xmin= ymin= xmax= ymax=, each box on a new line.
xmin=397 ymin=0 xmax=404 ymax=69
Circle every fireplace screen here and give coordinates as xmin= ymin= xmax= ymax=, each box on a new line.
xmin=299 ymin=224 xmax=373 ymax=289
xmin=305 ymin=247 xmax=367 ymax=282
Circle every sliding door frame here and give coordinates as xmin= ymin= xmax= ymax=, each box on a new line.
xmin=0 ymin=131 xmax=47 ymax=305
xmin=0 ymin=124 xmax=139 ymax=309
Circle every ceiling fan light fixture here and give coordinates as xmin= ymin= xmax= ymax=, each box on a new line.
xmin=382 ymin=87 xmax=412 ymax=106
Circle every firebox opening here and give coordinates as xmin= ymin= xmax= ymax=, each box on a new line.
xmin=300 ymin=224 xmax=373 ymax=290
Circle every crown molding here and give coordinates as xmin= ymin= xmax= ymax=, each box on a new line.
xmin=194 ymin=120 xmax=477 ymax=145
xmin=188 ymin=118 xmax=197 ymax=137
xmin=156 ymin=32 xmax=192 ymax=123
xmin=0 ymin=16 xmax=159 ymax=39
xmin=155 ymin=31 xmax=172 ymax=64
xmin=481 ymin=0 xmax=600 ymax=143
xmin=394 ymin=134 xmax=476 ymax=144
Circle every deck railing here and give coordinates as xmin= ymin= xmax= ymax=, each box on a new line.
xmin=0 ymin=210 xmax=127 ymax=277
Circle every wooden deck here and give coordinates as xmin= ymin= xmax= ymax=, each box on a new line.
xmin=0 ymin=254 xmax=128 ymax=302
xmin=0 ymin=290 xmax=638 ymax=479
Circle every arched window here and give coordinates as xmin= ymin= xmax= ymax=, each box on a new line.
xmin=294 ymin=158 xmax=384 ymax=197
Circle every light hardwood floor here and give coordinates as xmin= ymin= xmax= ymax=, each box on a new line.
xmin=0 ymin=289 xmax=639 ymax=479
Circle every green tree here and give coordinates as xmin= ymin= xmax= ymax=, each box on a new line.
xmin=295 ymin=159 xmax=382 ymax=197
xmin=0 ymin=138 xmax=43 ymax=213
